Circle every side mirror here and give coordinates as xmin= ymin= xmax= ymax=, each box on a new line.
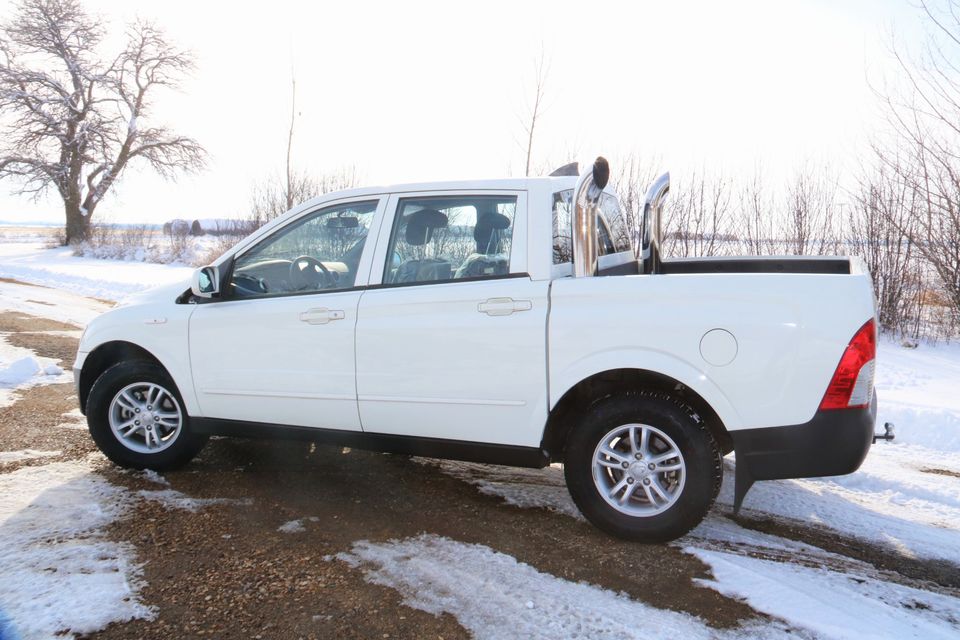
xmin=191 ymin=265 xmax=220 ymax=299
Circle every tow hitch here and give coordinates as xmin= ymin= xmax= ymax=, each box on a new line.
xmin=873 ymin=422 xmax=895 ymax=444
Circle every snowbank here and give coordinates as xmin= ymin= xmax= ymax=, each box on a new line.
xmin=0 ymin=337 xmax=72 ymax=409
xmin=0 ymin=243 xmax=191 ymax=302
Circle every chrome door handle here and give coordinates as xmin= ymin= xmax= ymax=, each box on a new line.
xmin=477 ymin=297 xmax=533 ymax=316
xmin=299 ymin=308 xmax=345 ymax=324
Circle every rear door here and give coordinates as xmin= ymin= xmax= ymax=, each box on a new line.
xmin=355 ymin=191 xmax=550 ymax=447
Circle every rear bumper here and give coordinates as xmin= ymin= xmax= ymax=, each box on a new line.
xmin=730 ymin=396 xmax=876 ymax=481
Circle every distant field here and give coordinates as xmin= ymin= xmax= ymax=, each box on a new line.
xmin=0 ymin=226 xmax=59 ymax=243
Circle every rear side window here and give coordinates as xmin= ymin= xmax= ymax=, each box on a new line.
xmin=601 ymin=193 xmax=632 ymax=254
xmin=553 ymin=190 xmax=631 ymax=265
xmin=383 ymin=195 xmax=517 ymax=285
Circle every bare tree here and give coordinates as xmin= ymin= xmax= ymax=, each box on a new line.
xmin=663 ymin=170 xmax=733 ymax=258
xmin=613 ymin=153 xmax=659 ymax=254
xmin=246 ymin=64 xmax=362 ymax=232
xmin=875 ymin=0 xmax=960 ymax=312
xmin=248 ymin=166 xmax=360 ymax=231
xmin=850 ymin=161 xmax=923 ymax=334
xmin=734 ymin=169 xmax=782 ymax=255
xmin=0 ymin=0 xmax=206 ymax=243
xmin=520 ymin=47 xmax=548 ymax=177
xmin=783 ymin=166 xmax=840 ymax=256
xmin=285 ymin=70 xmax=297 ymax=212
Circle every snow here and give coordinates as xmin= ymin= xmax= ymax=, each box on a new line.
xmin=0 ymin=450 xmax=60 ymax=465
xmin=277 ymin=519 xmax=306 ymax=533
xmin=136 ymin=489 xmax=252 ymax=512
xmin=0 ymin=610 xmax=20 ymax=640
xmin=689 ymin=549 xmax=960 ymax=639
xmin=0 ymin=279 xmax=110 ymax=327
xmin=0 ymin=455 xmax=254 ymax=639
xmin=413 ymin=458 xmax=583 ymax=520
xmin=334 ymin=534 xmax=786 ymax=640
xmin=0 ymin=461 xmax=153 ymax=639
xmin=138 ymin=469 xmax=170 ymax=486
xmin=0 ymin=357 xmax=39 ymax=386
xmin=0 ymin=242 xmax=192 ymax=302
xmin=875 ymin=337 xmax=960 ymax=453
xmin=277 ymin=516 xmax=319 ymax=533
xmin=0 ymin=334 xmax=72 ymax=409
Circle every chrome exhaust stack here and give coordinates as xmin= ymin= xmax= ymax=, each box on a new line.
xmin=639 ymin=172 xmax=670 ymax=274
xmin=572 ymin=157 xmax=610 ymax=278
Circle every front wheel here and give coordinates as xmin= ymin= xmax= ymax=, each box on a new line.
xmin=564 ymin=391 xmax=721 ymax=542
xmin=87 ymin=361 xmax=207 ymax=470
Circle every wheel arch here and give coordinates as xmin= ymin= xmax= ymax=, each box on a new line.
xmin=542 ymin=368 xmax=734 ymax=462
xmin=79 ymin=341 xmax=170 ymax=414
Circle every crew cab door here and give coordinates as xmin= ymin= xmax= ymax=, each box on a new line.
xmin=355 ymin=191 xmax=549 ymax=447
xmin=188 ymin=197 xmax=385 ymax=430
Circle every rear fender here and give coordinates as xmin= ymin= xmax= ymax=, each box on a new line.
xmin=550 ymin=349 xmax=743 ymax=431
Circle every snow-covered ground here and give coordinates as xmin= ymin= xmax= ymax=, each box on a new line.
xmin=1 ymin=240 xmax=958 ymax=639
xmin=0 ymin=242 xmax=191 ymax=302
xmin=0 ymin=459 xmax=154 ymax=639
xmin=334 ymin=534 xmax=791 ymax=640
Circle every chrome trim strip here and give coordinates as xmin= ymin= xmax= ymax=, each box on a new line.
xmin=201 ymin=389 xmax=355 ymax=401
xmin=359 ymin=394 xmax=526 ymax=407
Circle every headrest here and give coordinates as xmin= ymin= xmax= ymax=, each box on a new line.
xmin=474 ymin=212 xmax=511 ymax=253
xmin=405 ymin=208 xmax=447 ymax=245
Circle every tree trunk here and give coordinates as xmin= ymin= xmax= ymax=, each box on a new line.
xmin=64 ymin=200 xmax=90 ymax=245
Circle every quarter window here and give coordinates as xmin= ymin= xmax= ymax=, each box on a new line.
xmin=383 ymin=195 xmax=517 ymax=284
xmin=229 ymin=200 xmax=377 ymax=298
xmin=552 ymin=190 xmax=632 ymax=265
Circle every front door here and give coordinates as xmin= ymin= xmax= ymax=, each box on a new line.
xmin=189 ymin=197 xmax=384 ymax=430
xmin=355 ymin=191 xmax=550 ymax=447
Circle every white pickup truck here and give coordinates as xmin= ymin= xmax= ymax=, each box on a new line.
xmin=75 ymin=159 xmax=878 ymax=542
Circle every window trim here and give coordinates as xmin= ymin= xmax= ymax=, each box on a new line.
xmin=367 ymin=190 xmax=528 ymax=288
xmin=219 ymin=196 xmax=386 ymax=302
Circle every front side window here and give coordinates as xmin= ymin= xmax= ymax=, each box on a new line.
xmin=553 ymin=190 xmax=632 ymax=265
xmin=229 ymin=200 xmax=377 ymax=298
xmin=383 ymin=195 xmax=517 ymax=285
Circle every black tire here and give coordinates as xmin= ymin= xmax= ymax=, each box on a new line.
xmin=564 ymin=391 xmax=722 ymax=542
xmin=87 ymin=361 xmax=207 ymax=471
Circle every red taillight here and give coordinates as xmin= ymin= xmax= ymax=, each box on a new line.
xmin=819 ymin=319 xmax=876 ymax=410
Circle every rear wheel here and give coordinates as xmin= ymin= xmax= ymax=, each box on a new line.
xmin=87 ymin=361 xmax=207 ymax=470
xmin=564 ymin=391 xmax=721 ymax=542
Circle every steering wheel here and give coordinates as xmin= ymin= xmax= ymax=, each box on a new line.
xmin=288 ymin=256 xmax=333 ymax=291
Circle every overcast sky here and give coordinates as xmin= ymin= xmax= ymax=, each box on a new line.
xmin=0 ymin=0 xmax=927 ymax=224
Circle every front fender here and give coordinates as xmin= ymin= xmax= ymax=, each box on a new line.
xmin=79 ymin=300 xmax=198 ymax=415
